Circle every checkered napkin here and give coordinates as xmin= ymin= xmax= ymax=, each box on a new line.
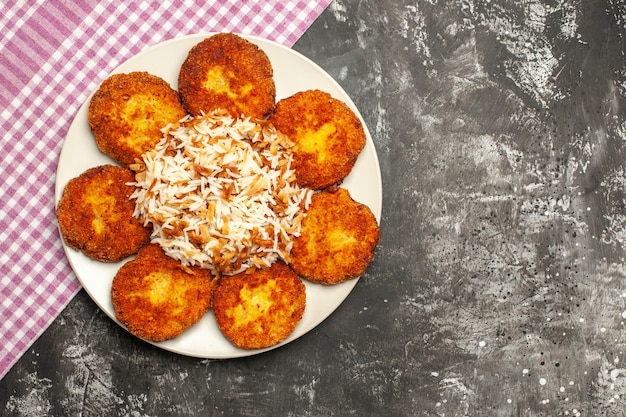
xmin=0 ymin=0 xmax=331 ymax=380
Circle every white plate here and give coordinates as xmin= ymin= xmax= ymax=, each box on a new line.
xmin=55 ymin=33 xmax=382 ymax=358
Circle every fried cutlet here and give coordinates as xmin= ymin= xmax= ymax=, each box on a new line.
xmin=177 ymin=33 xmax=276 ymax=120
xmin=56 ymin=164 xmax=151 ymax=263
xmin=289 ymin=187 xmax=379 ymax=285
xmin=211 ymin=261 xmax=305 ymax=349
xmin=268 ymin=89 xmax=366 ymax=190
xmin=88 ymin=72 xmax=187 ymax=167
xmin=111 ymin=243 xmax=214 ymax=342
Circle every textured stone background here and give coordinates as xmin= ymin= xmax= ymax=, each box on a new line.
xmin=2 ymin=1 xmax=626 ymax=416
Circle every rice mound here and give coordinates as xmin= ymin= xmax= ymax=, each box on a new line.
xmin=130 ymin=110 xmax=313 ymax=276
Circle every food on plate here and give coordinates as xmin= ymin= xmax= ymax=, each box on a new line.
xmin=56 ymin=164 xmax=151 ymax=262
xmin=59 ymin=33 xmax=380 ymax=352
xmin=88 ymin=71 xmax=187 ymax=167
xmin=211 ymin=260 xmax=305 ymax=349
xmin=129 ymin=110 xmax=313 ymax=276
xmin=268 ymin=89 xmax=366 ymax=190
xmin=111 ymin=243 xmax=214 ymax=342
xmin=178 ymin=33 xmax=276 ymax=120
xmin=289 ymin=187 xmax=380 ymax=285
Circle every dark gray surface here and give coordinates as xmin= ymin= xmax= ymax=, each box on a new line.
xmin=3 ymin=0 xmax=626 ymax=415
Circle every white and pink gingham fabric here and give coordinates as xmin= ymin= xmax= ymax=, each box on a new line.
xmin=0 ymin=0 xmax=331 ymax=380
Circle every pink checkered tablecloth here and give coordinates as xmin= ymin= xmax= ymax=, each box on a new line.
xmin=0 ymin=0 xmax=331 ymax=380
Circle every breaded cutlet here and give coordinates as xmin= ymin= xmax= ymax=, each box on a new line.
xmin=111 ymin=243 xmax=214 ymax=342
xmin=178 ymin=33 xmax=276 ymax=120
xmin=268 ymin=89 xmax=366 ymax=190
xmin=56 ymin=164 xmax=151 ymax=263
xmin=289 ymin=187 xmax=380 ymax=285
xmin=88 ymin=71 xmax=187 ymax=167
xmin=211 ymin=261 xmax=305 ymax=349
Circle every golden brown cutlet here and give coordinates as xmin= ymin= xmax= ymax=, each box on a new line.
xmin=268 ymin=89 xmax=366 ymax=190
xmin=211 ymin=261 xmax=306 ymax=349
xmin=88 ymin=71 xmax=187 ymax=167
xmin=178 ymin=33 xmax=276 ymax=120
xmin=289 ymin=187 xmax=380 ymax=285
xmin=56 ymin=164 xmax=151 ymax=263
xmin=111 ymin=243 xmax=214 ymax=342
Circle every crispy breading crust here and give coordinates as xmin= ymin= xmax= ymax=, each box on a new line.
xmin=289 ymin=187 xmax=380 ymax=284
xmin=178 ymin=33 xmax=276 ymax=120
xmin=56 ymin=165 xmax=151 ymax=263
xmin=88 ymin=72 xmax=187 ymax=167
xmin=268 ymin=89 xmax=366 ymax=190
xmin=111 ymin=244 xmax=214 ymax=342
xmin=211 ymin=261 xmax=305 ymax=349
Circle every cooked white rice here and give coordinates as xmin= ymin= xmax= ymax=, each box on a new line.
xmin=129 ymin=110 xmax=313 ymax=276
